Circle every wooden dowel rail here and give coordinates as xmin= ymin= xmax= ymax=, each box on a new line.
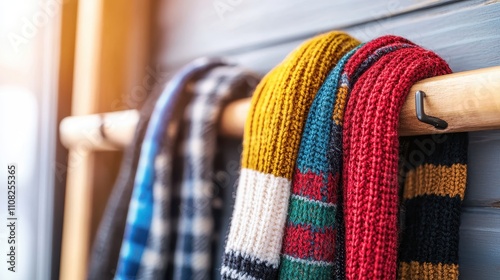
xmin=60 ymin=66 xmax=500 ymax=151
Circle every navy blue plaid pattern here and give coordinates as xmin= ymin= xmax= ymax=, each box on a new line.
xmin=172 ymin=67 xmax=260 ymax=280
xmin=115 ymin=58 xmax=227 ymax=280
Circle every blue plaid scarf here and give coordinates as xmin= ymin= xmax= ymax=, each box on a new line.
xmin=115 ymin=60 xmax=259 ymax=280
xmin=115 ymin=58 xmax=227 ymax=280
xmin=171 ymin=66 xmax=259 ymax=280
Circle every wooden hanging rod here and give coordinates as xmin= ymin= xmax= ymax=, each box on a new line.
xmin=60 ymin=66 xmax=500 ymax=151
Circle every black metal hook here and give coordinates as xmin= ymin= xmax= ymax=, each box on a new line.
xmin=415 ymin=90 xmax=448 ymax=130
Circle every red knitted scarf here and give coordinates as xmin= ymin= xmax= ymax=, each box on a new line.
xmin=342 ymin=42 xmax=451 ymax=279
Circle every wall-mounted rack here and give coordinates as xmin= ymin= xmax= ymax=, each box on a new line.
xmin=60 ymin=66 xmax=500 ymax=151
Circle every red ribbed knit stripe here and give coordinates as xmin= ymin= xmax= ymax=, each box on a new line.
xmin=342 ymin=37 xmax=413 ymax=79
xmin=282 ymin=224 xmax=336 ymax=262
xmin=342 ymin=47 xmax=451 ymax=279
xmin=292 ymin=170 xmax=339 ymax=203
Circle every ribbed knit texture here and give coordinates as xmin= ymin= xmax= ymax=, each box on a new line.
xmin=280 ymin=35 xmax=417 ymax=280
xmin=221 ymin=31 xmax=359 ymax=280
xmin=333 ymin=36 xmax=418 ymax=280
xmin=341 ymin=36 xmax=463 ymax=279
xmin=398 ymin=133 xmax=467 ymax=280
xmin=278 ymin=46 xmax=360 ymax=280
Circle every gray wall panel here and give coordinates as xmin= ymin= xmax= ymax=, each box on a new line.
xmin=226 ymin=0 xmax=500 ymax=73
xmin=464 ymin=130 xmax=500 ymax=207
xmin=159 ymin=0 xmax=456 ymax=67
xmin=460 ymin=207 xmax=500 ymax=279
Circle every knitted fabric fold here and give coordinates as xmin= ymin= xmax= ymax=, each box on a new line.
xmin=279 ymin=35 xmax=419 ymax=280
xmin=172 ymin=66 xmax=260 ymax=280
xmin=398 ymin=133 xmax=467 ymax=280
xmin=341 ymin=36 xmax=466 ymax=279
xmin=222 ymin=31 xmax=359 ymax=280
xmin=278 ymin=46 xmax=360 ymax=280
xmin=330 ymin=35 xmax=416 ymax=279
xmin=115 ymin=58 xmax=227 ymax=280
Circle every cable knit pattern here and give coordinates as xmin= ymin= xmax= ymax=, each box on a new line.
xmin=222 ymin=31 xmax=359 ymax=280
xmin=341 ymin=36 xmax=460 ymax=279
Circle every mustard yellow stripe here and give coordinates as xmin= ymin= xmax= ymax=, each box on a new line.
xmin=398 ymin=261 xmax=459 ymax=280
xmin=404 ymin=163 xmax=467 ymax=200
xmin=333 ymin=85 xmax=349 ymax=125
xmin=241 ymin=32 xmax=360 ymax=179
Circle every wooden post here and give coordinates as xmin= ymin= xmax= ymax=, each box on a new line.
xmin=59 ymin=0 xmax=103 ymax=279
xmin=59 ymin=0 xmax=154 ymax=279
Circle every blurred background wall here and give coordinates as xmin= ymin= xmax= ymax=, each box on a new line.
xmin=0 ymin=0 xmax=61 ymax=279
